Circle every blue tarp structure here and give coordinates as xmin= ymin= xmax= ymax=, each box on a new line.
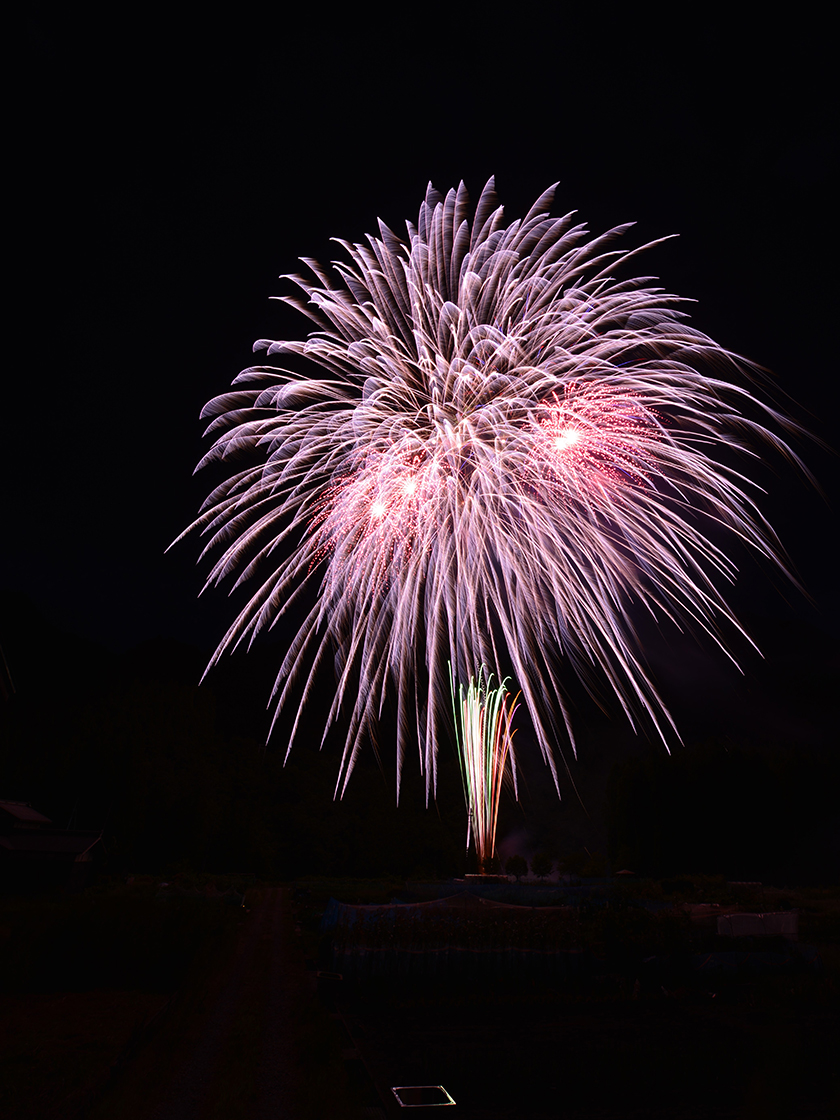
xmin=319 ymin=888 xmax=823 ymax=985
xmin=321 ymin=891 xmax=592 ymax=981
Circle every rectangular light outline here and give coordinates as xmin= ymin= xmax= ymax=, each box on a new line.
xmin=391 ymin=1084 xmax=456 ymax=1108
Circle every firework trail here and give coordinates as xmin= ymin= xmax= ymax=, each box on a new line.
xmin=177 ymin=179 xmax=803 ymax=802
xmin=450 ymin=667 xmax=520 ymax=868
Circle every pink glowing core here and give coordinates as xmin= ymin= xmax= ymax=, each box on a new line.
xmin=553 ymin=429 xmax=580 ymax=451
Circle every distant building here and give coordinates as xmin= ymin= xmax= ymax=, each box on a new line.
xmin=0 ymin=800 xmax=102 ymax=893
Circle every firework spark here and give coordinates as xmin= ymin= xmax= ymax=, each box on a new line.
xmin=450 ymin=667 xmax=519 ymax=869
xmin=177 ymin=178 xmax=803 ymax=802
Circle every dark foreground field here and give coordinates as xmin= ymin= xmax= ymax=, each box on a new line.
xmin=1 ymin=881 xmax=346 ymax=1120
xmin=300 ymin=877 xmax=840 ymax=1119
xmin=2 ymin=877 xmax=839 ymax=1119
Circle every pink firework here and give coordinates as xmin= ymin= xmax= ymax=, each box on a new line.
xmin=535 ymin=383 xmax=660 ymax=491
xmin=177 ymin=179 xmax=806 ymax=802
xmin=311 ymin=449 xmax=436 ymax=585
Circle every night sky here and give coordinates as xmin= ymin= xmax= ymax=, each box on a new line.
xmin=4 ymin=10 xmax=837 ymax=849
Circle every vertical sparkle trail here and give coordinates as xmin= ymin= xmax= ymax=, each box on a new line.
xmin=450 ymin=667 xmax=520 ymax=870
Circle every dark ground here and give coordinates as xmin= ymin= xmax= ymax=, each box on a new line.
xmin=82 ymin=887 xmax=345 ymax=1120
xmin=298 ymin=879 xmax=840 ymax=1119
xmin=2 ymin=886 xmax=347 ymax=1120
xmin=2 ymin=877 xmax=839 ymax=1118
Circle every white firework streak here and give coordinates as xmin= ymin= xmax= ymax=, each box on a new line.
xmin=176 ymin=178 xmax=805 ymax=803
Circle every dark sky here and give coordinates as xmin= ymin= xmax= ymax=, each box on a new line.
xmin=6 ymin=7 xmax=837 ymax=663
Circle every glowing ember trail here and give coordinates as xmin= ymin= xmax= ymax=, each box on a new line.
xmin=176 ymin=179 xmax=805 ymax=804
xmin=450 ymin=667 xmax=520 ymax=871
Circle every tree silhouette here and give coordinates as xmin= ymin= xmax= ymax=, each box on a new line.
xmin=530 ymin=852 xmax=553 ymax=880
xmin=505 ymin=854 xmax=528 ymax=881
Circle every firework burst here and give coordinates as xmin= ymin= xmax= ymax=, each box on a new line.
xmin=178 ymin=178 xmax=802 ymax=802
